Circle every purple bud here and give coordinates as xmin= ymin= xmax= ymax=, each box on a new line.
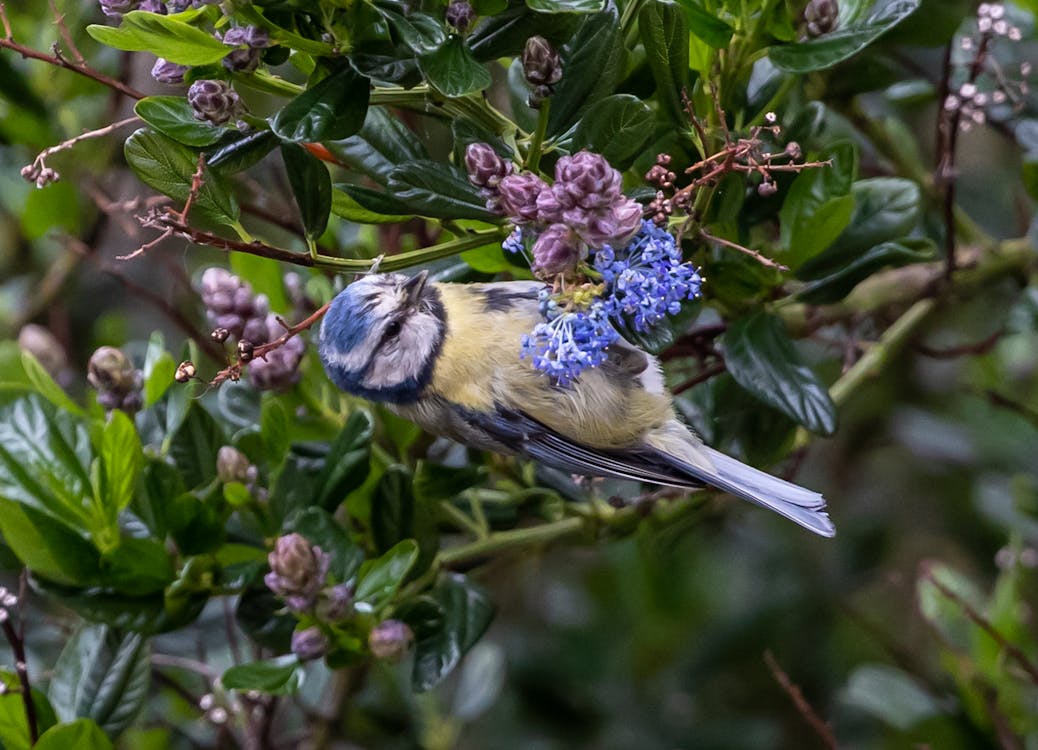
xmin=445 ymin=0 xmax=475 ymax=32
xmin=264 ymin=533 xmax=330 ymax=612
xmin=464 ymin=142 xmax=512 ymax=189
xmin=221 ymin=26 xmax=270 ymax=48
xmin=522 ymin=36 xmax=562 ymax=87
xmin=168 ymin=0 xmax=192 ymax=10
xmin=138 ymin=0 xmax=166 ymax=12
xmin=99 ymin=0 xmax=138 ymax=18
xmin=151 ymin=58 xmax=188 ymax=84
xmin=368 ymin=620 xmax=414 ymax=660
xmin=553 ymin=151 xmax=624 ymax=210
xmin=291 ymin=627 xmax=329 ymax=661
xmin=247 ymin=314 xmax=305 ymax=392
xmin=187 ymin=79 xmax=239 ymax=125
xmin=531 ymin=223 xmax=582 ymax=276
xmin=804 ymin=0 xmax=839 ymax=36
xmin=498 ymin=172 xmax=550 ymax=224
xmin=316 ymin=584 xmax=354 ymax=622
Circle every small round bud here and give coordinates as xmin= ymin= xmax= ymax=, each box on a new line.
xmin=464 ymin=142 xmax=512 ymax=189
xmin=368 ymin=620 xmax=414 ymax=660
xmin=99 ymin=0 xmax=138 ymax=18
xmin=291 ymin=627 xmax=329 ymax=661
xmin=151 ymin=58 xmax=188 ymax=85
xmin=757 ymin=179 xmax=778 ymax=197
xmin=175 ymin=360 xmax=197 ymax=383
xmin=445 ymin=0 xmax=475 ymax=32
xmin=88 ymin=346 xmax=135 ymax=393
xmin=804 ymin=0 xmax=839 ymax=37
xmin=216 ymin=446 xmax=251 ymax=484
xmin=211 ymin=327 xmax=230 ymax=343
xmin=187 ymin=80 xmax=240 ymax=126
xmin=784 ymin=141 xmax=802 ymax=160
xmin=522 ymin=36 xmax=562 ymax=88
xmin=237 ymin=339 xmax=255 ymax=362
xmin=18 ymin=324 xmax=67 ymax=377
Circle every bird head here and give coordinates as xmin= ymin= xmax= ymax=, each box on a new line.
xmin=318 ymin=271 xmax=445 ymax=403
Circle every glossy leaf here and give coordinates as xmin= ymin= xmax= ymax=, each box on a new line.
xmin=142 ymin=333 xmax=175 ymax=408
xmin=48 ymin=625 xmax=150 ymax=737
xmin=271 ymin=65 xmax=371 ymax=143
xmin=375 ymin=4 xmax=446 ymax=54
xmin=206 ymin=130 xmax=280 ymax=174
xmin=134 ymin=96 xmax=225 ymax=147
xmin=387 ymin=160 xmax=496 ymax=220
xmin=314 ymin=410 xmax=374 ymax=511
xmin=124 ymin=128 xmax=239 ymax=225
xmin=87 ymin=11 xmax=229 ymax=66
xmin=468 ymin=5 xmax=580 ymax=61
xmin=418 ymin=36 xmax=493 ymax=98
xmin=281 ymin=143 xmax=332 ymax=243
xmin=222 ymin=655 xmax=303 ymax=696
xmin=168 ymin=402 xmax=224 ymax=490
xmin=98 ymin=409 xmax=143 ymax=519
xmin=331 ymin=189 xmax=415 ymax=224
xmin=721 ymin=312 xmax=837 ymax=435
xmin=35 ymin=719 xmax=113 ymax=750
xmin=769 ymin=0 xmax=921 ymax=73
xmin=286 ymin=507 xmax=364 ymax=582
xmin=408 ymin=574 xmax=495 ymax=691
xmin=526 ymin=0 xmax=603 ymax=13
xmin=572 ymin=95 xmax=653 ymax=168
xmin=638 ymin=1 xmax=690 ymax=125
xmin=372 ymin=465 xmax=416 ymax=553
xmin=0 ymin=671 xmax=57 ymax=750
xmin=413 ymin=461 xmax=484 ymax=502
xmin=0 ymin=501 xmax=101 ymax=586
xmin=236 ymin=587 xmax=295 ymax=651
xmin=354 ymin=539 xmax=418 ymax=607
xmin=673 ymin=0 xmax=734 ymax=47
xmin=324 ymin=106 xmax=430 ymax=186
xmin=20 ymin=351 xmax=82 ymax=416
xmin=795 ymin=238 xmax=935 ymax=304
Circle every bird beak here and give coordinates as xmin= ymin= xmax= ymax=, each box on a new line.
xmin=402 ymin=270 xmax=429 ymax=306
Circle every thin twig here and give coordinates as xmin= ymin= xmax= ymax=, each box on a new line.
xmin=47 ymin=0 xmax=84 ymax=65
xmin=699 ymin=229 xmax=789 ymax=271
xmin=671 ymin=360 xmax=726 ymax=395
xmin=763 ymin=650 xmax=837 ymax=750
xmin=24 ymin=116 xmax=140 ymax=177
xmin=914 ymin=328 xmax=1003 ymax=359
xmin=0 ymin=4 xmax=146 ymax=100
xmin=920 ymin=563 xmax=1038 ymax=686
xmin=1 ymin=581 xmax=38 ymax=746
xmin=176 ymin=153 xmax=208 ymax=224
xmin=140 ymin=211 xmax=317 ymax=267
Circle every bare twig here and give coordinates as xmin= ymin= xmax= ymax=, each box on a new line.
xmin=699 ymin=229 xmax=789 ymax=271
xmin=47 ymin=0 xmax=85 ymax=65
xmin=914 ymin=328 xmax=1003 ymax=359
xmin=23 ymin=116 xmax=140 ymax=184
xmin=763 ymin=650 xmax=837 ymax=750
xmin=0 ymin=4 xmax=146 ymax=100
xmin=671 ymin=360 xmax=726 ymax=395
xmin=0 ymin=581 xmax=38 ymax=745
xmin=920 ymin=563 xmax=1038 ymax=686
xmin=177 ymin=153 xmax=208 ymax=224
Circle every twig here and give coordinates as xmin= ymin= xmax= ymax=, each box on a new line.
xmin=176 ymin=153 xmax=208 ymax=224
xmin=977 ymin=388 xmax=1038 ymax=430
xmin=920 ymin=563 xmax=1038 ymax=686
xmin=914 ymin=328 xmax=1003 ymax=359
xmin=699 ymin=229 xmax=789 ymax=271
xmin=48 ymin=0 xmax=84 ymax=65
xmin=671 ymin=360 xmax=726 ymax=395
xmin=0 ymin=4 xmax=146 ymax=100
xmin=763 ymin=650 xmax=837 ymax=750
xmin=140 ymin=211 xmax=316 ymax=267
xmin=0 ymin=580 xmax=38 ymax=745
xmin=22 ymin=116 xmax=140 ymax=184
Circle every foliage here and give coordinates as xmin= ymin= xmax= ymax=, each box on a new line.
xmin=0 ymin=0 xmax=1035 ymax=747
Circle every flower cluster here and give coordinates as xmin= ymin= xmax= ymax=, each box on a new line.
xmin=220 ymin=25 xmax=270 ymax=73
xmin=187 ymin=79 xmax=240 ymax=125
xmin=87 ymin=346 xmax=144 ymax=413
xmin=803 ymin=0 xmax=839 ymax=38
xmin=98 ymin=0 xmax=211 ymax=19
xmin=264 ymin=533 xmax=331 ymax=613
xmin=520 ymin=290 xmax=619 ymax=385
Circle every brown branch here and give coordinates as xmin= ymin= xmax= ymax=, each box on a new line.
xmin=23 ymin=116 xmax=140 ymax=185
xmin=920 ymin=563 xmax=1038 ymax=686
xmin=699 ymin=229 xmax=789 ymax=271
xmin=671 ymin=360 xmax=726 ymax=395
xmin=763 ymin=650 xmax=837 ymax=750
xmin=176 ymin=153 xmax=208 ymax=224
xmin=976 ymin=388 xmax=1038 ymax=430
xmin=0 ymin=4 xmax=146 ymax=100
xmin=48 ymin=0 xmax=84 ymax=65
xmin=0 ymin=582 xmax=38 ymax=745
xmin=914 ymin=328 xmax=1003 ymax=359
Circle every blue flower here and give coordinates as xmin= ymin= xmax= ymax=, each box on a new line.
xmin=502 ymin=226 xmax=526 ymax=255
xmin=594 ymin=220 xmax=702 ymax=332
xmin=520 ymin=296 xmax=618 ymax=385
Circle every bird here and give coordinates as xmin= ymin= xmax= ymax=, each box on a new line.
xmin=317 ymin=271 xmax=835 ymax=537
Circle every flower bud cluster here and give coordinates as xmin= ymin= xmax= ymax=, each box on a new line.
xmin=20 ymin=163 xmax=59 ymax=188
xmin=220 ymin=26 xmax=270 ymax=73
xmin=187 ymin=80 xmax=240 ymax=125
xmin=445 ymin=0 xmax=475 ymax=32
xmin=464 ymin=142 xmax=514 ymax=214
xmin=87 ymin=346 xmax=144 ymax=413
xmin=264 ymin=533 xmax=331 ymax=613
xmin=803 ymin=0 xmax=838 ymax=38
xmin=521 ymin=36 xmax=562 ymax=107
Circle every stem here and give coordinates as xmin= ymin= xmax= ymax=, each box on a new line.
xmin=437 ymin=517 xmax=585 ymax=567
xmin=525 ymin=100 xmax=551 ymax=173
xmin=1 ymin=618 xmax=38 ymax=745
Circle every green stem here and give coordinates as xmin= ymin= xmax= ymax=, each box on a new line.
xmin=437 ymin=517 xmax=585 ymax=567
xmin=369 ymin=87 xmax=516 ymax=138
xmin=312 ymin=228 xmax=505 ymax=272
xmin=525 ymin=100 xmax=551 ymax=173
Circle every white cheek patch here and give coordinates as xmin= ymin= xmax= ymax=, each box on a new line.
xmin=638 ymin=355 xmax=666 ymax=394
xmin=360 ymin=312 xmax=442 ymax=390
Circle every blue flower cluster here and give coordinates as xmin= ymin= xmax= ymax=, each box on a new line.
xmin=594 ymin=220 xmax=702 ymax=332
xmin=517 ymin=221 xmax=702 ymax=384
xmin=520 ymin=290 xmax=618 ymax=386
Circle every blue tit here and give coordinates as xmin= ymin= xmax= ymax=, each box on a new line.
xmin=318 ymin=271 xmax=835 ymax=537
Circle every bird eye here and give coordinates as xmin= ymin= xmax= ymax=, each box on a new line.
xmin=384 ymin=319 xmax=402 ymax=338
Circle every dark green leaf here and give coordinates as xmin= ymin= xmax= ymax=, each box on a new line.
xmin=207 ymin=130 xmax=280 ymax=174
xmin=795 ymin=238 xmax=935 ymax=304
xmin=142 ymin=333 xmax=175 ymax=408
xmin=0 ymin=501 xmax=101 ymax=586
xmin=798 ymin=177 xmax=922 ymax=279
xmin=87 ymin=11 xmax=229 ymax=65
xmin=408 ymin=574 xmax=495 ymax=691
xmin=286 ymin=507 xmax=364 ymax=582
xmin=547 ymin=7 xmax=624 ymax=136
xmin=167 ymin=491 xmax=225 ymax=555
xmin=779 ymin=141 xmax=857 ymax=268
xmin=672 ymin=0 xmax=734 ymax=47
xmin=48 ymin=625 xmax=150 ymax=737
xmin=387 ymin=160 xmax=496 ymax=220
xmin=1023 ymin=152 xmax=1038 ymax=203
xmin=281 ymin=143 xmax=332 ymax=242
xmin=355 ymin=539 xmax=418 ymax=606
xmin=168 ymin=402 xmax=224 ymax=490
xmin=418 ymin=36 xmax=493 ymax=98
xmin=260 ymin=396 xmax=290 ymax=466
xmin=271 ymin=65 xmax=371 ymax=143
xmin=124 ymin=128 xmax=239 ymax=225
xmin=237 ymin=587 xmax=295 ymax=651
xmin=572 ymin=95 xmax=654 ymax=169
xmin=769 ymin=0 xmax=921 ymax=73
xmin=222 ymin=656 xmax=303 ymax=696
xmin=314 ymin=410 xmax=374 ymax=511
xmin=134 ymin=96 xmax=225 ymax=147
xmin=843 ymin=664 xmax=942 ymax=730
xmin=468 ymin=5 xmax=580 ymax=61
xmin=102 ymin=537 xmax=175 ymax=596
xmin=324 ymin=107 xmax=430 ymax=186
xmin=35 ymin=719 xmax=113 ymax=750
xmin=372 ymin=465 xmax=415 ymax=553
xmin=333 ymin=184 xmax=415 ymax=221
xmin=375 ymin=3 xmax=446 ymax=54
xmin=413 ymin=461 xmax=483 ymax=502
xmin=721 ymin=312 xmax=837 ymax=435
xmin=638 ymin=1 xmax=690 ymax=125
xmin=526 ymin=0 xmax=603 ymax=13
xmin=134 ymin=458 xmax=182 ymax=539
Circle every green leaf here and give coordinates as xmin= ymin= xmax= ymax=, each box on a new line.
xmin=413 ymin=461 xmax=483 ymax=503
xmin=229 ymin=252 xmax=290 ymax=314
xmin=98 ymin=410 xmax=142 ymax=520
xmin=572 ymin=95 xmax=653 ymax=169
xmin=281 ymin=143 xmax=332 ymax=243
xmin=843 ymin=664 xmax=942 ymax=730
xmin=271 ymin=65 xmax=370 ymax=143
xmin=222 ymin=655 xmax=303 ymax=696
xmin=48 ymin=625 xmax=150 ymax=737
xmin=374 ymin=4 xmax=446 ymax=54
xmin=526 ymin=0 xmax=604 ymax=13
xmin=721 ymin=312 xmax=837 ymax=435
xmin=286 ymin=507 xmax=364 ymax=582
xmin=406 ymin=574 xmax=495 ymax=691
xmin=260 ymin=396 xmax=290 ymax=466
xmin=468 ymin=6 xmax=581 ymax=62
xmin=206 ymin=130 xmax=281 ymax=174
xmin=387 ymin=160 xmax=496 ymax=220
xmin=355 ymin=539 xmax=418 ymax=607
xmin=35 ymin=719 xmax=113 ymax=750
xmin=372 ymin=465 xmax=416 ymax=554
xmin=795 ymin=238 xmax=935 ymax=304
xmin=324 ymin=106 xmax=430 ymax=186
xmin=418 ymin=36 xmax=493 ymax=98
xmin=638 ymin=1 xmax=690 ymax=125
xmin=332 ymin=184 xmax=415 ymax=221
xmin=0 ymin=501 xmax=101 ymax=586
xmin=134 ymin=96 xmax=226 ymax=147
xmin=124 ymin=128 xmax=239 ymax=225
xmin=142 ymin=333 xmax=175 ymax=408
xmin=769 ymin=0 xmax=921 ymax=73
xmin=1023 ymin=152 xmax=1038 ymax=203
xmin=547 ymin=7 xmax=624 ymax=136
xmin=20 ymin=351 xmax=83 ymax=416
xmin=236 ymin=587 xmax=295 ymax=651
xmin=779 ymin=141 xmax=857 ymax=268
xmin=102 ymin=538 xmax=174 ymax=596
xmin=0 ymin=671 xmax=57 ymax=750
xmin=87 ymin=11 xmax=229 ymax=66
xmin=315 ymin=410 xmax=374 ymax=511
xmin=672 ymin=0 xmax=734 ymax=47
xmin=798 ymin=177 xmax=922 ymax=278
xmin=168 ymin=402 xmax=224 ymax=490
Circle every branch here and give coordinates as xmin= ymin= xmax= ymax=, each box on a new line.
xmin=0 ymin=581 xmax=38 ymax=745
xmin=763 ymin=650 xmax=837 ymax=750
xmin=699 ymin=229 xmax=789 ymax=271
xmin=0 ymin=4 xmax=146 ymax=100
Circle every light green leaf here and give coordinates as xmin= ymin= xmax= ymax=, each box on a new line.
xmin=21 ymin=351 xmax=83 ymax=416
xmin=87 ymin=11 xmax=229 ymax=66
xmin=355 ymin=539 xmax=419 ymax=608
xmin=35 ymin=719 xmax=113 ymax=750
xmin=222 ymin=655 xmax=303 ymax=696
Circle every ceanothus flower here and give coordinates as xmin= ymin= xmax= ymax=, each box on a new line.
xmin=520 ymin=290 xmax=619 ymax=385
xmin=594 ymin=220 xmax=702 ymax=332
